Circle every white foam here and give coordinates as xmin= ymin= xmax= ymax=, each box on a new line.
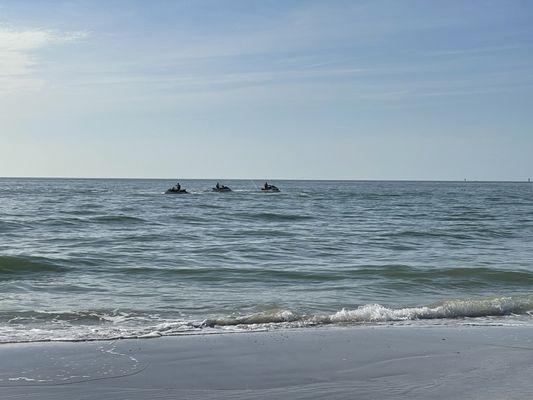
xmin=328 ymin=296 xmax=533 ymax=323
xmin=1 ymin=295 xmax=532 ymax=343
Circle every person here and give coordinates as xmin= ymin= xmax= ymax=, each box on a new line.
xmin=176 ymin=182 xmax=181 ymax=191
xmin=264 ymin=182 xmax=269 ymax=190
xmin=216 ymin=182 xmax=220 ymax=189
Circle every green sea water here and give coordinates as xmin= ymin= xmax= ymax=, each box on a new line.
xmin=1 ymin=179 xmax=532 ymax=342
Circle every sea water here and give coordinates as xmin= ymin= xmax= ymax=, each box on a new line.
xmin=0 ymin=179 xmax=532 ymax=342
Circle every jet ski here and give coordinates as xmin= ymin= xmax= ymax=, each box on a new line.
xmin=261 ymin=185 xmax=280 ymax=192
xmin=212 ymin=186 xmax=231 ymax=192
xmin=165 ymin=187 xmax=188 ymax=194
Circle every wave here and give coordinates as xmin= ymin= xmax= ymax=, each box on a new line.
xmin=0 ymin=310 xmax=132 ymax=324
xmin=0 ymin=255 xmax=68 ymax=276
xmin=238 ymin=212 xmax=313 ymax=222
xmin=327 ymin=296 xmax=533 ymax=323
xmin=2 ymin=295 xmax=531 ymax=343
xmin=113 ymin=265 xmax=533 ymax=287
xmin=90 ymin=215 xmax=146 ymax=224
xmin=2 ymin=257 xmax=531 ymax=290
xmin=365 ymin=265 xmax=533 ymax=285
xmin=0 ymin=220 xmax=28 ymax=232
xmin=114 ymin=266 xmax=355 ymax=282
xmin=40 ymin=216 xmax=86 ymax=226
xmin=208 ymin=295 xmax=533 ymax=326
xmin=387 ymin=230 xmax=473 ymax=240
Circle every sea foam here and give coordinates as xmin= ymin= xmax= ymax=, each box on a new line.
xmin=1 ymin=294 xmax=532 ymax=343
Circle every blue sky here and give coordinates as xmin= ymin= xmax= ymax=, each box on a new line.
xmin=1 ymin=0 xmax=532 ymax=180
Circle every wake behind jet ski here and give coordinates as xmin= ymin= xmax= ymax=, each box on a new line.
xmin=165 ymin=182 xmax=188 ymax=194
xmin=261 ymin=182 xmax=280 ymax=192
xmin=212 ymin=182 xmax=232 ymax=192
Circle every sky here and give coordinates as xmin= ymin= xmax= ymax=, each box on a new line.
xmin=1 ymin=0 xmax=532 ymax=180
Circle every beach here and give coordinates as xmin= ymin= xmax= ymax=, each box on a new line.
xmin=1 ymin=325 xmax=532 ymax=399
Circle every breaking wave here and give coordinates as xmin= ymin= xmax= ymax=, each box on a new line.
xmin=209 ymin=295 xmax=533 ymax=326
xmin=1 ymin=295 xmax=531 ymax=343
xmin=327 ymin=295 xmax=533 ymax=323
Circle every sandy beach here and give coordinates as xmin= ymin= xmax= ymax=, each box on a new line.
xmin=1 ymin=325 xmax=532 ymax=399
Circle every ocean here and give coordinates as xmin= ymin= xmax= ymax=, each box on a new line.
xmin=1 ymin=178 xmax=532 ymax=343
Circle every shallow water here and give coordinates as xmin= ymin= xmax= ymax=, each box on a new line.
xmin=1 ymin=178 xmax=532 ymax=342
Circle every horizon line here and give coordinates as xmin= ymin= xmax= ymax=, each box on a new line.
xmin=1 ymin=176 xmax=531 ymax=183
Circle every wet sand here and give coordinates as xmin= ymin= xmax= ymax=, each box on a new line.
xmin=1 ymin=326 xmax=532 ymax=399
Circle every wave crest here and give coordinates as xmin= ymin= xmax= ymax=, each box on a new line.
xmin=1 ymin=295 xmax=532 ymax=343
xmin=328 ymin=295 xmax=533 ymax=323
xmin=205 ymin=295 xmax=533 ymax=328
xmin=0 ymin=255 xmax=67 ymax=276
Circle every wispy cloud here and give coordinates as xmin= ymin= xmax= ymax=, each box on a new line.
xmin=427 ymin=44 xmax=526 ymax=57
xmin=0 ymin=25 xmax=87 ymax=94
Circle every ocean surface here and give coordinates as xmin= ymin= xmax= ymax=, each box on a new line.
xmin=1 ymin=178 xmax=532 ymax=343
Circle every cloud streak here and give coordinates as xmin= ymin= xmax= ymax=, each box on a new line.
xmin=0 ymin=25 xmax=87 ymax=94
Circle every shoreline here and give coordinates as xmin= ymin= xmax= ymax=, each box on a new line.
xmin=1 ymin=325 xmax=532 ymax=399
xmin=2 ymin=313 xmax=532 ymax=346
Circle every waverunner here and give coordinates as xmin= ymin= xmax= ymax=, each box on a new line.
xmin=212 ymin=186 xmax=231 ymax=192
xmin=261 ymin=185 xmax=280 ymax=192
xmin=165 ymin=187 xmax=188 ymax=194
